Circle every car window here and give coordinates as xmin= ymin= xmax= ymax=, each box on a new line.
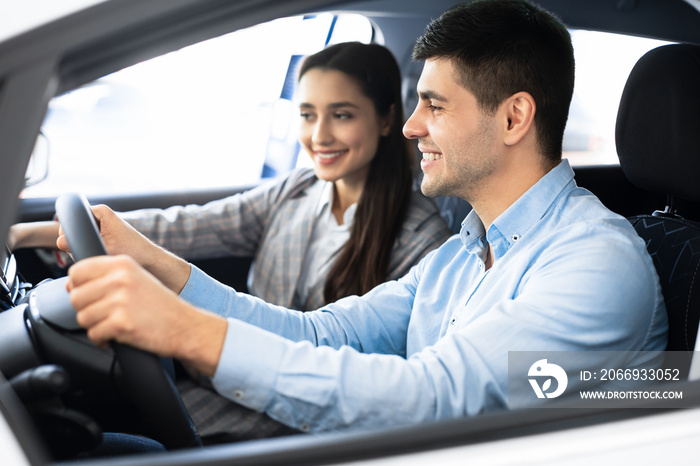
xmin=23 ymin=24 xmax=669 ymax=199
xmin=563 ymin=30 xmax=671 ymax=166
xmin=21 ymin=13 xmax=373 ymax=198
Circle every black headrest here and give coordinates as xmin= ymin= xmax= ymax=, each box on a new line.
xmin=616 ymin=44 xmax=700 ymax=202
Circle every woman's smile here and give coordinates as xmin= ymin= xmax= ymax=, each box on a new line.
xmin=314 ymin=149 xmax=349 ymax=164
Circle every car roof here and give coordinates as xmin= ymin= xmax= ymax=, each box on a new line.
xmin=0 ymin=0 xmax=108 ymax=42
xmin=3 ymin=0 xmax=700 ymax=83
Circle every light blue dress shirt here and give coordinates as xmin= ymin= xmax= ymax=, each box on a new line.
xmin=180 ymin=159 xmax=668 ymax=433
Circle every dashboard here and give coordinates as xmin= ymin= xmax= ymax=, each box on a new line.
xmin=0 ymin=247 xmax=31 ymax=310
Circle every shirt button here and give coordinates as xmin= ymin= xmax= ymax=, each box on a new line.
xmin=450 ymin=315 xmax=457 ymax=325
xmin=300 ymin=423 xmax=311 ymax=432
xmin=479 ymin=262 xmax=484 ymax=270
xmin=233 ymin=389 xmax=245 ymax=400
xmin=512 ymin=234 xmax=520 ymax=241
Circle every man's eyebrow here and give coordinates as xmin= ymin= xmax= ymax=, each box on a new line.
xmin=417 ymin=90 xmax=448 ymax=102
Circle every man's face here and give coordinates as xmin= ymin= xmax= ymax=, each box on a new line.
xmin=403 ymin=58 xmax=500 ymax=201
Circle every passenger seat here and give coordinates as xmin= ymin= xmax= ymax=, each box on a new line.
xmin=615 ymin=43 xmax=700 ymax=378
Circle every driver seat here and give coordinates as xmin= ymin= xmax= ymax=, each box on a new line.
xmin=615 ymin=43 xmax=700 ymax=377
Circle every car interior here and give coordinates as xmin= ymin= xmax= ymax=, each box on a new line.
xmin=1 ymin=0 xmax=700 ymax=464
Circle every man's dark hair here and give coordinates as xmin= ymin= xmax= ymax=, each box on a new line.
xmin=413 ymin=0 xmax=575 ymax=163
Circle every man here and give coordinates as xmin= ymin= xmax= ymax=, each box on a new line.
xmin=63 ymin=0 xmax=667 ymax=434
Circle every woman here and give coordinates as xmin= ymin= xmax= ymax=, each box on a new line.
xmin=11 ymin=42 xmax=450 ymax=311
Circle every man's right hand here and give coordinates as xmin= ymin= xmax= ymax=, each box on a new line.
xmin=67 ymin=254 xmax=227 ymax=377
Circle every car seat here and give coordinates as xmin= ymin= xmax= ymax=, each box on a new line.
xmin=434 ymin=196 xmax=472 ymax=235
xmin=615 ymin=43 xmax=700 ymax=377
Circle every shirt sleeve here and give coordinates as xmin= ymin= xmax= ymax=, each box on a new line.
xmin=180 ymin=264 xmax=418 ymax=354
xmin=118 ymin=170 xmax=313 ymax=260
xmin=180 ymin=261 xmax=439 ymax=432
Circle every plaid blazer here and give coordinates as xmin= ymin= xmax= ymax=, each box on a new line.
xmin=122 ymin=168 xmax=451 ymax=310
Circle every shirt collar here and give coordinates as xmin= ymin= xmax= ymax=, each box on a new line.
xmin=459 ymin=159 xmax=576 ymax=258
xmin=316 ymin=181 xmax=357 ymax=226
xmin=315 ymin=182 xmax=334 ymax=216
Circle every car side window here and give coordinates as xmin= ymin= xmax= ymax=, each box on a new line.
xmin=22 ymin=13 xmax=373 ymax=198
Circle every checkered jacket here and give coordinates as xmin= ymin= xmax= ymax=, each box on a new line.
xmin=121 ymin=168 xmax=451 ymax=310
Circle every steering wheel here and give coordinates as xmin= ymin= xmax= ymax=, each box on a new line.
xmin=54 ymin=193 xmax=201 ymax=450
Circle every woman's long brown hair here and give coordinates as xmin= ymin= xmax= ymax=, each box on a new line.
xmin=298 ymin=42 xmax=415 ymax=303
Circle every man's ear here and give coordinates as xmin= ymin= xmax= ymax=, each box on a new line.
xmin=380 ymin=104 xmax=395 ymax=137
xmin=502 ymin=92 xmax=536 ymax=146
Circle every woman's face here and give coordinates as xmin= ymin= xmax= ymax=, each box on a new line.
xmin=297 ymin=68 xmax=392 ymax=188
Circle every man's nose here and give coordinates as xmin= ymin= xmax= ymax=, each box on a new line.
xmin=403 ymin=107 xmax=425 ymax=140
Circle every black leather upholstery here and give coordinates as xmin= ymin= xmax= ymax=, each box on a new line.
xmin=616 ymin=44 xmax=700 ymax=358
xmin=435 ymin=196 xmax=472 ymax=234
xmin=627 ymin=215 xmax=700 ymax=352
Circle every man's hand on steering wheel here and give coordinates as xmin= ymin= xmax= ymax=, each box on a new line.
xmin=66 ymin=254 xmax=227 ymax=378
xmin=53 ymin=192 xmax=212 ymax=449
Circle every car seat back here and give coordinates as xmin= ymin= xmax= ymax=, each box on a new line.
xmin=615 ymin=43 xmax=700 ymax=377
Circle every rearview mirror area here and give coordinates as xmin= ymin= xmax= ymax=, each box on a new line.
xmin=24 ymin=131 xmax=49 ymax=189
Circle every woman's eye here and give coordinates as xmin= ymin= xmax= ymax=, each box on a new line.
xmin=334 ymin=112 xmax=352 ymax=120
xmin=300 ymin=112 xmax=314 ymax=120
